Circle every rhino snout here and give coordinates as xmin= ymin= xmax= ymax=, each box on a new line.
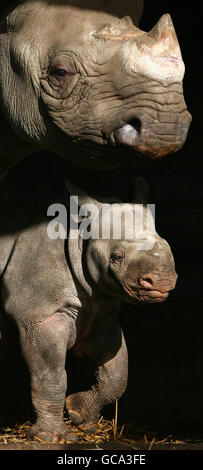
xmin=122 ymin=266 xmax=177 ymax=304
xmin=138 ymin=271 xmax=178 ymax=293
xmin=113 ymin=105 xmax=191 ymax=159
xmin=112 ymin=13 xmax=192 ymax=159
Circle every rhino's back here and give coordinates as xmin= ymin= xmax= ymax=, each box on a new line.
xmin=1 ymin=215 xmax=71 ymax=320
xmin=0 ymin=199 xmax=30 ymax=277
xmin=0 ymin=155 xmax=80 ymax=321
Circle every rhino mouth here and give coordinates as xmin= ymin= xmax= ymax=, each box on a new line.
xmin=139 ymin=290 xmax=169 ymax=303
xmin=69 ymin=134 xmax=150 ymax=169
xmin=124 ymin=286 xmax=169 ymax=304
xmin=121 ymin=281 xmax=173 ymax=304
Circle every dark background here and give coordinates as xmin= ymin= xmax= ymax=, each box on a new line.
xmin=0 ymin=0 xmax=203 ymax=431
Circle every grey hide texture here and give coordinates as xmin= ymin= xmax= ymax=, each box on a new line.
xmin=0 ymin=174 xmax=177 ymax=442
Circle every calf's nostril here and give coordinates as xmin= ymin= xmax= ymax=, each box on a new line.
xmin=139 ymin=275 xmax=154 ymax=289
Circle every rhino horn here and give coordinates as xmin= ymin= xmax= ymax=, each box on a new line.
xmin=122 ymin=14 xmax=185 ymax=83
xmin=94 ymin=17 xmax=145 ymax=41
xmin=148 ymin=14 xmax=183 ymax=60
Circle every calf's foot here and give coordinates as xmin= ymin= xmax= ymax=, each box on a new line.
xmin=27 ymin=421 xmax=78 ymax=443
xmin=66 ymin=391 xmax=99 ymax=433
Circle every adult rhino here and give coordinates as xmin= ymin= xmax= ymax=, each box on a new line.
xmin=0 ymin=0 xmax=191 ymax=178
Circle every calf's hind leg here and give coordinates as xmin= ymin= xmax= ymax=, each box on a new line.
xmin=66 ymin=328 xmax=128 ymax=431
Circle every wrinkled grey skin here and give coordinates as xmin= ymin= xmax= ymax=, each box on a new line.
xmin=0 ymin=177 xmax=177 ymax=442
xmin=0 ymin=0 xmax=191 ymax=179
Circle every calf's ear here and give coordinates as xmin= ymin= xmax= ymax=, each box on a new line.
xmin=131 ymin=176 xmax=149 ymax=204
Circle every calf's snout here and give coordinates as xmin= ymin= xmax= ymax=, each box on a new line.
xmin=138 ymin=271 xmax=177 ymax=293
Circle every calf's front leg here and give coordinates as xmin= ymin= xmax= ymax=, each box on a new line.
xmin=19 ymin=312 xmax=77 ymax=443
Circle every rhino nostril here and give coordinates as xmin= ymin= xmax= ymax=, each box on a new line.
xmin=113 ymin=118 xmax=141 ymax=148
xmin=128 ymin=118 xmax=141 ymax=135
xmin=139 ymin=275 xmax=154 ymax=289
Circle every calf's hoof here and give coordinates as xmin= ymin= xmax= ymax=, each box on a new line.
xmin=78 ymin=422 xmax=98 ymax=434
xmin=27 ymin=422 xmax=79 ymax=443
xmin=66 ymin=394 xmax=99 ymax=433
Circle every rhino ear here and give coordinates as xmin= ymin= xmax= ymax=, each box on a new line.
xmin=65 ymin=180 xmax=101 ymax=210
xmin=131 ymin=177 xmax=149 ymax=204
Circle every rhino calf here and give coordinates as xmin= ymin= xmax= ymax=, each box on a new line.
xmin=0 ymin=178 xmax=177 ymax=442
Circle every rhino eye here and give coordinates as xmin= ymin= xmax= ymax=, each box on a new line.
xmin=110 ymin=253 xmax=123 ymax=262
xmin=52 ymin=68 xmax=68 ymax=78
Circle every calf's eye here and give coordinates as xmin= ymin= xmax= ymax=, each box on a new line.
xmin=111 ymin=253 xmax=123 ymax=262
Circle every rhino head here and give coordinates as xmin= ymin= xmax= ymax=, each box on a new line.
xmin=0 ymin=1 xmax=191 ymax=171
xmin=67 ymin=177 xmax=177 ymax=304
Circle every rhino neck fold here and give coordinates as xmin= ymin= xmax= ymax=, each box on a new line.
xmin=68 ymin=234 xmax=93 ymax=298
